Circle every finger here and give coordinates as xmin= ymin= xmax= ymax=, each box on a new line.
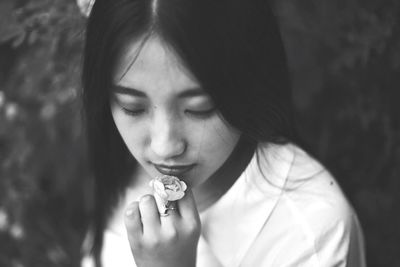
xmin=139 ymin=194 xmax=161 ymax=233
xmin=153 ymin=193 xmax=170 ymax=216
xmin=159 ymin=201 xmax=179 ymax=228
xmin=176 ymin=189 xmax=200 ymax=222
xmin=124 ymin=201 xmax=142 ymax=242
xmin=165 ymin=201 xmax=179 ymax=216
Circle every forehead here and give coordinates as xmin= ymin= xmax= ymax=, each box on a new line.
xmin=114 ymin=36 xmax=199 ymax=91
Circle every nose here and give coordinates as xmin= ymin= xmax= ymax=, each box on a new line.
xmin=150 ymin=112 xmax=186 ymax=159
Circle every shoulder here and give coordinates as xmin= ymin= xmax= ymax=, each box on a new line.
xmin=255 ymin=142 xmax=356 ymax=225
xmin=252 ymin=142 xmax=366 ymax=265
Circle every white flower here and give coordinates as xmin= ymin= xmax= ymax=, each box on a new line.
xmin=5 ymin=103 xmax=18 ymax=120
xmin=10 ymin=224 xmax=24 ymax=240
xmin=76 ymin=0 xmax=95 ymax=17
xmin=149 ymin=175 xmax=187 ymax=201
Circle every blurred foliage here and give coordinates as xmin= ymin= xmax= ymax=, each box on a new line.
xmin=0 ymin=0 xmax=399 ymax=266
xmin=276 ymin=1 xmax=400 ymax=266
xmin=0 ymin=0 xmax=90 ymax=266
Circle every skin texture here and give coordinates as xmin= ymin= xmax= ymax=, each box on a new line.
xmin=124 ymin=191 xmax=201 ymax=267
xmin=110 ymin=36 xmax=241 ymax=266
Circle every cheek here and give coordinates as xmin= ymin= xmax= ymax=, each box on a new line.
xmin=195 ymin=117 xmax=240 ymax=166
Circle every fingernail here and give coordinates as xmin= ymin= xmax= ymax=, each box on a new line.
xmin=140 ymin=194 xmax=152 ymax=202
xmin=125 ymin=208 xmax=134 ymax=217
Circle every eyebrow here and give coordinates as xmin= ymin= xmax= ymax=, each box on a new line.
xmin=112 ymin=85 xmax=146 ymax=97
xmin=112 ymin=85 xmax=207 ymax=98
xmin=177 ymin=88 xmax=207 ymax=98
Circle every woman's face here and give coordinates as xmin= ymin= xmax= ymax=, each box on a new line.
xmin=110 ymin=37 xmax=240 ymax=188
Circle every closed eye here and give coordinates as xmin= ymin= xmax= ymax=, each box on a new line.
xmin=185 ymin=108 xmax=216 ymax=118
xmin=121 ymin=107 xmax=146 ymax=116
xmin=111 ymin=95 xmax=146 ymax=117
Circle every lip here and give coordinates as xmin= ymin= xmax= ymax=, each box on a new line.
xmin=153 ymin=163 xmax=195 ymax=176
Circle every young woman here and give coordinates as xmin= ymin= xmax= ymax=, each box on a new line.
xmin=81 ymin=0 xmax=366 ymax=266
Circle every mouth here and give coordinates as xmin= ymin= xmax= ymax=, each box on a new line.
xmin=153 ymin=163 xmax=195 ymax=176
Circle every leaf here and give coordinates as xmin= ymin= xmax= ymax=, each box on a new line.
xmin=0 ymin=1 xmax=25 ymax=45
xmin=28 ymin=30 xmax=39 ymax=45
xmin=0 ymin=25 xmax=24 ymax=45
xmin=12 ymin=31 xmax=26 ymax=48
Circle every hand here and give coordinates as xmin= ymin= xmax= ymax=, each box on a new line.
xmin=124 ymin=189 xmax=201 ymax=267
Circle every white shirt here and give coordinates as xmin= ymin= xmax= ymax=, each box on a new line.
xmin=82 ymin=143 xmax=366 ymax=267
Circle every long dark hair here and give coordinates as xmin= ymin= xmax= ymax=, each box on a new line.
xmin=82 ymin=0 xmax=301 ymax=263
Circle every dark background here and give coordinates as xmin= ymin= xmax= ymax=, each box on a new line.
xmin=0 ymin=0 xmax=399 ymax=266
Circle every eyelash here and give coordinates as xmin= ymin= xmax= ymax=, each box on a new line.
xmin=120 ymin=107 xmax=215 ymax=118
xmin=121 ymin=107 xmax=145 ymax=116
xmin=185 ymin=108 xmax=216 ymax=118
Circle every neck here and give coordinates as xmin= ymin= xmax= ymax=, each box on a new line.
xmin=126 ymin=137 xmax=256 ymax=212
xmin=193 ymin=136 xmax=257 ymax=212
